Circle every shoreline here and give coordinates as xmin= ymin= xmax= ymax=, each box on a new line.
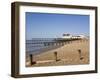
xmin=26 ymin=39 xmax=89 ymax=67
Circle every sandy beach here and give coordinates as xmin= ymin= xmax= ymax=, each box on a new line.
xmin=26 ymin=39 xmax=89 ymax=67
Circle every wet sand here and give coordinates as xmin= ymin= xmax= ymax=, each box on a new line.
xmin=26 ymin=39 xmax=89 ymax=67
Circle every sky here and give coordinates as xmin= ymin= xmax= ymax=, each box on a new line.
xmin=26 ymin=12 xmax=89 ymax=40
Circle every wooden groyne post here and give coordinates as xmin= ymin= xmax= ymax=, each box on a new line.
xmin=78 ymin=49 xmax=84 ymax=60
xmin=29 ymin=54 xmax=36 ymax=65
xmin=54 ymin=51 xmax=60 ymax=61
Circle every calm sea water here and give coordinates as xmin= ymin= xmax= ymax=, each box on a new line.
xmin=26 ymin=38 xmax=58 ymax=55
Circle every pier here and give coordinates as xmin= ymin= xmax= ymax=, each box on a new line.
xmin=26 ymin=38 xmax=86 ymax=47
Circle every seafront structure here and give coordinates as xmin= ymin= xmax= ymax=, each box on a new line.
xmin=26 ymin=34 xmax=87 ymax=52
xmin=62 ymin=33 xmax=86 ymax=39
xmin=43 ymin=34 xmax=87 ymax=46
xmin=26 ymin=33 xmax=87 ymax=55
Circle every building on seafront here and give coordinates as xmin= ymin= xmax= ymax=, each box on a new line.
xmin=61 ymin=33 xmax=86 ymax=39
